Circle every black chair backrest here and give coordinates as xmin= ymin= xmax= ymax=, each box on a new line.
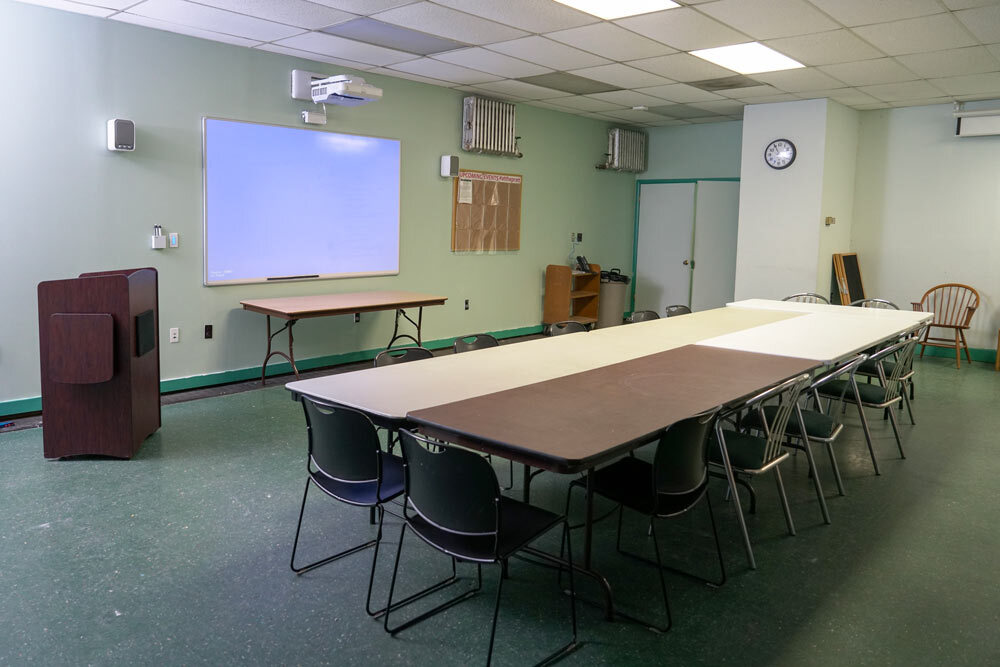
xmin=373 ymin=346 xmax=434 ymax=367
xmin=782 ymin=292 xmax=829 ymax=304
xmin=627 ymin=310 xmax=660 ymax=323
xmin=653 ymin=409 xmax=718 ymax=497
xmin=549 ymin=321 xmax=588 ymax=336
xmin=665 ymin=305 xmax=691 ymax=317
xmin=301 ymin=397 xmax=382 ymax=483
xmin=851 ymin=298 xmax=899 ymax=310
xmin=453 ymin=333 xmax=499 ymax=354
xmin=399 ymin=429 xmax=500 ymax=539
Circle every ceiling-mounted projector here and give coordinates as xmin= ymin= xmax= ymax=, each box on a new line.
xmin=311 ymin=75 xmax=382 ymax=106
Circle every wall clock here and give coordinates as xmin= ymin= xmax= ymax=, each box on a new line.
xmin=764 ymin=139 xmax=796 ymax=170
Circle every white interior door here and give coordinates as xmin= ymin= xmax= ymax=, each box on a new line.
xmin=635 ymin=182 xmax=695 ymax=314
xmin=691 ymin=181 xmax=740 ymax=310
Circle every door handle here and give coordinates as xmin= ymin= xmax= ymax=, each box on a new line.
xmin=683 ymin=260 xmax=694 ymax=268
xmin=682 ymin=259 xmax=688 ymax=265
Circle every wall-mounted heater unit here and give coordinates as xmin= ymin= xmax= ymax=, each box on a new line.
xmin=954 ymin=105 xmax=1000 ymax=137
xmin=462 ymin=96 xmax=522 ymax=157
xmin=598 ymin=128 xmax=647 ymax=173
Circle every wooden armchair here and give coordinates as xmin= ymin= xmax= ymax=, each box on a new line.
xmin=911 ymin=283 xmax=980 ymax=368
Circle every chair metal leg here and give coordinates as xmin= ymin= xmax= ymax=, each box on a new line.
xmin=825 ymin=442 xmax=845 ymax=496
xmin=715 ymin=423 xmax=757 ymax=569
xmin=900 ymin=384 xmax=916 ymax=425
xmin=800 ymin=440 xmax=831 ymax=524
xmin=290 ymin=479 xmax=378 ymax=575
xmin=851 ymin=378 xmax=881 ymax=476
xmin=887 ymin=403 xmax=906 ymax=459
xmin=773 ymin=466 xmax=796 ymax=537
xmin=486 ymin=565 xmax=504 ymax=667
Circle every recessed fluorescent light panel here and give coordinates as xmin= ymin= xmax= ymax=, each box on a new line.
xmin=554 ymin=0 xmax=679 ymax=20
xmin=690 ymin=42 xmax=804 ymax=75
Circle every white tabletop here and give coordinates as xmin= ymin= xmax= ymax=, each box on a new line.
xmin=729 ymin=299 xmax=932 ymax=328
xmin=285 ymin=306 xmax=801 ymax=420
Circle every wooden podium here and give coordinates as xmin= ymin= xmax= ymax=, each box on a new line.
xmin=37 ymin=268 xmax=161 ymax=459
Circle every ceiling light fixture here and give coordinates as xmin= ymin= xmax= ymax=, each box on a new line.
xmin=553 ymin=0 xmax=679 ymax=20
xmin=690 ymin=42 xmax=804 ymax=75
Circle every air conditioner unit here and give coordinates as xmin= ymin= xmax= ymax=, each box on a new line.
xmin=462 ymin=96 xmax=522 ymax=157
xmin=954 ymin=106 xmax=1000 ymax=137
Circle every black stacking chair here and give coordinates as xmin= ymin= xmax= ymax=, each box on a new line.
xmin=816 ymin=337 xmax=917 ymax=472
xmin=710 ymin=373 xmax=811 ymax=569
xmin=384 ymin=429 xmax=577 ymax=666
xmin=374 ymin=346 xmax=434 ymax=366
xmin=564 ymin=409 xmax=723 ymax=632
xmin=453 ymin=333 xmax=500 ymax=353
xmin=548 ymin=320 xmax=588 ymax=335
xmin=782 ymin=292 xmax=830 ymax=304
xmin=626 ymin=310 xmax=660 ymax=323
xmin=665 ymin=304 xmax=691 ymax=317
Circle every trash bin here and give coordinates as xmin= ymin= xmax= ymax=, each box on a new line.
xmin=597 ymin=268 xmax=630 ymax=329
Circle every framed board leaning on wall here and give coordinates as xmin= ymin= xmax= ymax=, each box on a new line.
xmin=451 ymin=170 xmax=522 ymax=252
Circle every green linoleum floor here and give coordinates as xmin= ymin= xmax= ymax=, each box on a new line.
xmin=1 ymin=356 xmax=999 ymax=665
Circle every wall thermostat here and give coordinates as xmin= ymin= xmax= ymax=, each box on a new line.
xmin=441 ymin=154 xmax=459 ymax=177
xmin=107 ymin=119 xmax=135 ymax=151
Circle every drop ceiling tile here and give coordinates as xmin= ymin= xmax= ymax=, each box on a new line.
xmin=689 ymin=115 xmax=736 ymax=124
xmin=896 ymin=47 xmax=1000 ymax=79
xmin=854 ymin=14 xmax=977 ymax=56
xmin=275 ymin=31 xmax=416 ymax=65
xmin=743 ymin=93 xmax=802 ymax=103
xmin=487 ymin=36 xmax=610 ymax=70
xmin=127 ymin=0 xmax=304 ymax=41
xmin=367 ymin=66 xmax=454 ymax=86
xmin=54 ymin=0 xmax=138 ymax=9
xmin=114 ymin=12 xmax=262 ymax=45
xmin=858 ymin=80 xmax=947 ymax=101
xmin=600 ymin=108 xmax=671 ymax=123
xmin=309 ymin=0 xmax=418 ymax=14
xmin=388 ymin=57 xmax=504 ymax=84
xmin=943 ymin=0 xmax=1000 ymax=8
xmin=432 ymin=0 xmax=597 ymax=33
xmin=523 ymin=100 xmax=580 ymax=115
xmin=644 ymin=118 xmax=692 ymax=126
xmin=456 ymin=85 xmax=528 ymax=102
xmin=614 ymin=8 xmax=746 ymax=51
xmin=805 ymin=0 xmax=944 ymax=27
xmin=764 ymin=30 xmax=884 ymax=67
xmin=580 ymin=111 xmax=623 ymax=122
xmin=649 ymin=104 xmax=715 ymax=118
xmin=629 ymin=53 xmax=735 ymax=82
xmin=194 ymin=0 xmax=356 ymax=30
xmin=372 ymin=2 xmax=527 ymax=45
xmin=469 ymin=79 xmax=569 ymax=100
xmin=854 ymin=102 xmax=891 ymax=109
xmin=518 ymin=72 xmax=620 ymax=94
xmin=889 ymin=97 xmax=954 ymax=107
xmin=818 ymin=58 xmax=919 ymax=87
xmin=20 ymin=0 xmax=116 ymax=16
xmin=803 ymin=88 xmax=882 ymax=105
xmin=719 ymin=84 xmax=783 ymax=98
xmin=955 ymin=6 xmax=1000 ymax=43
xmin=987 ymin=43 xmax=1000 ymax=62
xmin=543 ymin=96 xmax=626 ymax=112
xmin=255 ymin=43 xmax=375 ymax=68
xmin=930 ymin=71 xmax=1000 ymax=95
xmin=697 ymin=0 xmax=838 ymax=40
xmin=689 ymin=99 xmax=747 ymax=114
xmin=546 ymin=22 xmax=675 ymax=61
xmin=586 ymin=90 xmax=673 ymax=107
xmin=752 ymin=68 xmax=847 ymax=91
xmin=568 ymin=64 xmax=673 ymax=88
xmin=322 ymin=18 xmax=467 ymax=55
xmin=432 ymin=48 xmax=551 ymax=78
xmin=635 ymin=83 xmax=724 ymax=102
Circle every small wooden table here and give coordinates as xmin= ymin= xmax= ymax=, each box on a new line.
xmin=241 ymin=291 xmax=447 ymax=384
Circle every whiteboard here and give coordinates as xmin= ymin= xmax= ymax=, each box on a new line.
xmin=202 ymin=118 xmax=400 ymax=286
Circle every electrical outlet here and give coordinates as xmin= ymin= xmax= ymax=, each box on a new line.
xmin=464 ymin=299 xmax=470 ymax=310
xmin=169 ymin=327 xmax=179 ymax=343
xmin=354 ymin=313 xmax=360 ymax=323
xmin=576 ymin=232 xmax=583 ymax=242
xmin=204 ymin=324 xmax=213 ymax=339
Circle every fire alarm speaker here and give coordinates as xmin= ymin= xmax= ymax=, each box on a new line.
xmin=440 ymin=154 xmax=459 ymax=177
xmin=107 ymin=119 xmax=135 ymax=151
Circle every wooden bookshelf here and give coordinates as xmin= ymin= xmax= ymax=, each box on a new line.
xmin=543 ymin=264 xmax=600 ymax=325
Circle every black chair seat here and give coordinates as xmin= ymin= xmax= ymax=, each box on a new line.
xmin=310 ymin=452 xmax=404 ymax=505
xmin=407 ymin=496 xmax=562 ymax=562
xmin=819 ymin=379 xmax=891 ymax=406
xmin=743 ymin=405 xmax=837 ymax=440
xmin=709 ymin=430 xmax=769 ymax=470
xmin=586 ymin=456 xmax=707 ymax=517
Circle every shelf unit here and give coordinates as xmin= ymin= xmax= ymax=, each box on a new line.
xmin=543 ymin=263 xmax=600 ymax=326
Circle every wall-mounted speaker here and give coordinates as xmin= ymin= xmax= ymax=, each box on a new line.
xmin=440 ymin=154 xmax=459 ymax=177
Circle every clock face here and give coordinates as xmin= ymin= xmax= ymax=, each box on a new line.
xmin=764 ymin=139 xmax=796 ymax=170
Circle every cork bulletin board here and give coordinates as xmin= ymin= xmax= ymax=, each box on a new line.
xmin=451 ymin=169 xmax=522 ymax=252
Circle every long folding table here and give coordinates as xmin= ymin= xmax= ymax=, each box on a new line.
xmin=285 ymin=301 xmax=933 ymax=619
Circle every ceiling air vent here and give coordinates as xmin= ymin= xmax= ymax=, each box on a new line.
xmin=687 ymin=75 xmax=760 ymax=92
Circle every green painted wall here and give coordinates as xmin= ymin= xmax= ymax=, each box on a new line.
xmin=643 ymin=121 xmax=743 ymax=180
xmin=0 ymin=1 xmax=635 ymax=409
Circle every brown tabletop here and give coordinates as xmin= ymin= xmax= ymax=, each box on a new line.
xmin=240 ymin=291 xmax=447 ymax=320
xmin=408 ymin=344 xmax=817 ymax=474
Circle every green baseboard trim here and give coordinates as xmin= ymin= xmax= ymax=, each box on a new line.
xmin=917 ymin=344 xmax=996 ymax=364
xmin=0 ymin=325 xmax=544 ymax=418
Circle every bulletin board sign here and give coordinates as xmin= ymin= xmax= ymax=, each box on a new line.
xmin=451 ymin=170 xmax=522 ymax=252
